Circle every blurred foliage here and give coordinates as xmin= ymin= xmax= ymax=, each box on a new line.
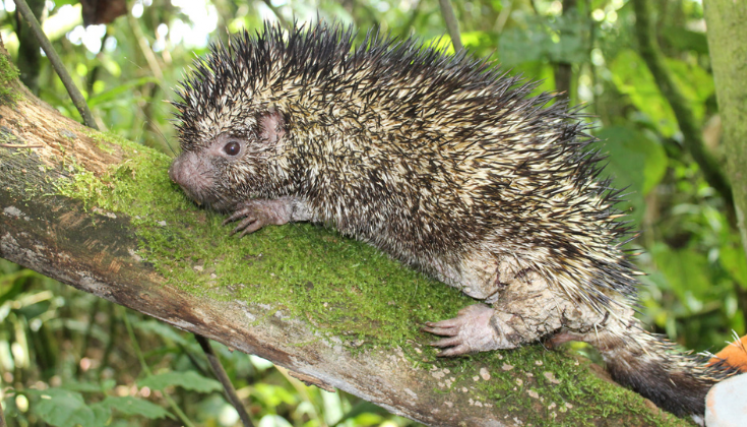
xmin=0 ymin=0 xmax=745 ymax=425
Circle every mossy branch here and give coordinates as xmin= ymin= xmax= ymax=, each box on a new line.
xmin=631 ymin=0 xmax=733 ymax=210
xmin=0 ymin=60 xmax=689 ymax=427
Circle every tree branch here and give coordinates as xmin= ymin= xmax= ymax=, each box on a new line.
xmin=553 ymin=0 xmax=577 ymax=101
xmin=438 ymin=0 xmax=463 ymax=52
xmin=631 ymin=0 xmax=733 ymax=210
xmin=703 ymin=0 xmax=747 ymax=320
xmin=13 ymin=0 xmax=98 ymax=130
xmin=14 ymin=0 xmax=44 ymax=94
xmin=260 ymin=0 xmax=290 ymax=30
xmin=0 ymin=60 xmax=688 ymax=427
xmin=195 ymin=335 xmax=255 ymax=427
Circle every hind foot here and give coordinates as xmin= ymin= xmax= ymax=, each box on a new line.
xmin=423 ymin=304 xmax=511 ymax=356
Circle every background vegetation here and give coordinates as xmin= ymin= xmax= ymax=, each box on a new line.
xmin=0 ymin=0 xmax=745 ymax=425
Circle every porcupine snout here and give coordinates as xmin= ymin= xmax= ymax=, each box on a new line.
xmin=168 ymin=151 xmax=216 ymax=207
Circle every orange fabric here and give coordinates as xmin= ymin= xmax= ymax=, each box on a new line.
xmin=709 ymin=334 xmax=747 ymax=372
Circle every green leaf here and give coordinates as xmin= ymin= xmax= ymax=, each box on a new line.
xmin=0 ymin=269 xmax=37 ymax=305
xmin=258 ymin=414 xmax=293 ymax=427
xmin=86 ymin=76 xmax=160 ymax=107
xmin=662 ymin=27 xmax=709 ymax=55
xmin=610 ymin=49 xmax=677 ymax=137
xmin=498 ymin=12 xmax=589 ymax=66
xmin=499 ymin=25 xmax=547 ymax=65
xmin=665 ymin=58 xmax=714 ymax=123
xmin=461 ymin=31 xmax=498 ymax=58
xmin=28 ymin=389 xmax=110 ymax=427
xmin=134 ymin=320 xmax=188 ymax=346
xmin=720 ymin=245 xmax=747 ymax=289
xmin=595 ymin=125 xmax=667 ymax=227
xmin=100 ymin=396 xmax=173 ymax=420
xmin=252 ymin=383 xmax=298 ymax=408
xmin=137 ymin=371 xmax=222 ymax=393
xmin=652 ymin=244 xmax=712 ymax=304
xmin=61 ymin=381 xmax=108 ymax=393
xmin=330 ymin=400 xmax=389 ymax=427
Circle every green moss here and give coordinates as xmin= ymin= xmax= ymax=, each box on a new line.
xmin=0 ymin=53 xmax=20 ymax=104
xmin=53 ymin=131 xmax=468 ymax=348
xmin=48 ymin=133 xmax=691 ymax=426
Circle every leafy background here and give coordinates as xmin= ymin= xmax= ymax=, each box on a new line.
xmin=1 ymin=0 xmax=745 ymax=426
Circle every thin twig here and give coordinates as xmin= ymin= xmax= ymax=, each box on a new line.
xmin=126 ymin=2 xmax=162 ymax=80
xmin=438 ymin=0 xmax=463 ymax=52
xmin=96 ymin=301 xmax=117 ymax=377
xmin=494 ymin=0 xmax=512 ymax=33
xmin=553 ymin=0 xmax=577 ymax=101
xmin=0 ymin=392 xmax=6 ymax=427
xmin=195 ymin=334 xmax=255 ymax=427
xmin=398 ymin=0 xmax=422 ymax=39
xmin=76 ymin=297 xmax=100 ymax=378
xmin=123 ymin=311 xmax=196 ymax=427
xmin=13 ymin=0 xmax=99 ymax=130
xmin=260 ymin=0 xmax=290 ymax=30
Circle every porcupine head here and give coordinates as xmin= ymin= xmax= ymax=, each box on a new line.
xmin=169 ymin=22 xmax=737 ymax=422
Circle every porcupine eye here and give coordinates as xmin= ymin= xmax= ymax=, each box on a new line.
xmin=223 ymin=141 xmax=241 ymax=156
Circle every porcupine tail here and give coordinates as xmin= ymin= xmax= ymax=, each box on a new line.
xmin=596 ymin=322 xmax=737 ymax=419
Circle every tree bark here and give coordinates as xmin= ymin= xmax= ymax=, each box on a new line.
xmin=553 ymin=0 xmax=577 ymax=101
xmin=703 ymin=2 xmax=747 ymax=259
xmin=632 ymin=0 xmax=733 ymax=212
xmin=0 ymin=62 xmax=689 ymax=426
xmin=15 ymin=0 xmax=44 ymax=94
xmin=703 ymin=0 xmax=747 ymax=319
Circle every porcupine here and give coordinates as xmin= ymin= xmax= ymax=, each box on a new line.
xmin=167 ymin=22 xmax=735 ymax=419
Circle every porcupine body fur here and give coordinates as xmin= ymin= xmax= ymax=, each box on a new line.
xmin=168 ymin=22 xmax=735 ymax=419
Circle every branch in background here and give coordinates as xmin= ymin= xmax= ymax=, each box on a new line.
xmin=0 ymin=396 xmax=6 ymax=427
xmin=125 ymin=6 xmax=173 ymax=152
xmin=438 ymin=0 xmax=463 ymax=52
xmin=195 ymin=335 xmax=255 ymax=427
xmin=126 ymin=3 xmax=162 ymax=81
xmin=259 ymin=0 xmax=290 ymax=30
xmin=398 ymin=0 xmax=421 ymax=39
xmin=123 ymin=311 xmax=196 ymax=427
xmin=13 ymin=0 xmax=99 ymax=129
xmin=631 ymin=0 xmax=733 ymax=211
xmin=15 ymin=0 xmax=44 ymax=94
xmin=703 ymin=0 xmax=747 ymax=330
xmin=553 ymin=0 xmax=577 ymax=101
xmin=493 ymin=0 xmax=512 ymax=34
xmin=85 ymin=29 xmax=110 ymax=95
xmin=96 ymin=302 xmax=118 ymax=378
xmin=76 ymin=297 xmax=101 ymax=378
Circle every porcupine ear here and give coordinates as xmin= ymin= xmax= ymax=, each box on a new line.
xmin=257 ymin=108 xmax=286 ymax=146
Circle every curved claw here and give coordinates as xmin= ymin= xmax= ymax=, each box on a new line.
xmin=232 ymin=216 xmax=259 ymax=235
xmin=222 ymin=201 xmax=277 ymax=236
xmin=238 ymin=219 xmax=266 ymax=237
xmin=223 ymin=207 xmax=253 ymax=226
xmin=423 ymin=303 xmax=506 ymax=356
xmin=423 ymin=318 xmax=461 ymax=334
xmin=437 ymin=345 xmax=473 ymax=357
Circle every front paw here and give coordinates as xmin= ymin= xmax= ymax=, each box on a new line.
xmin=422 ymin=304 xmax=506 ymax=356
xmin=223 ymin=199 xmax=290 ymax=237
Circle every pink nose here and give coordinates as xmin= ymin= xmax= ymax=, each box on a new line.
xmin=168 ymin=151 xmax=217 ymax=207
xmin=169 ymin=151 xmax=200 ymax=188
